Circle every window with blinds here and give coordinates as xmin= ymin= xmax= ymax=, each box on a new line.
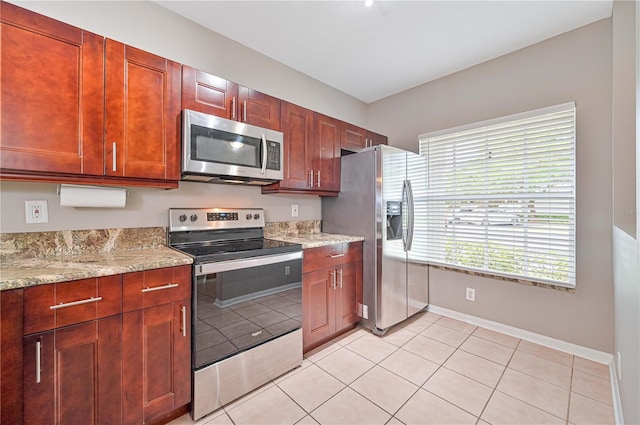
xmin=418 ymin=102 xmax=576 ymax=287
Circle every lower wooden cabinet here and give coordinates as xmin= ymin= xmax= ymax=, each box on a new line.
xmin=23 ymin=316 xmax=123 ymax=425
xmin=302 ymin=242 xmax=362 ymax=352
xmin=123 ymin=265 xmax=191 ymax=424
xmin=123 ymin=300 xmax=191 ymax=424
xmin=2 ymin=265 xmax=192 ymax=425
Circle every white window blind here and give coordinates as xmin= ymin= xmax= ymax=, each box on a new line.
xmin=418 ymin=102 xmax=576 ymax=287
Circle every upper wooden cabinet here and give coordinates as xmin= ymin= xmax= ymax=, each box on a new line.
xmin=314 ymin=113 xmax=341 ymax=193
xmin=340 ymin=122 xmax=388 ymax=153
xmin=340 ymin=122 xmax=367 ymax=152
xmin=367 ymin=130 xmax=388 ymax=148
xmin=105 ymin=40 xmax=181 ymax=181
xmin=182 ymin=65 xmax=281 ymax=131
xmin=262 ymin=103 xmax=340 ymax=196
xmin=0 ymin=1 xmax=104 ymax=176
xmin=0 ymin=2 xmax=181 ymax=188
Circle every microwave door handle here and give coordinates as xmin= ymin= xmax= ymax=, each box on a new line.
xmin=260 ymin=134 xmax=267 ymax=174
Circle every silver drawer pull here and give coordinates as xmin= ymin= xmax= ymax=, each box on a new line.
xmin=337 ymin=269 xmax=343 ymax=288
xmin=330 ymin=253 xmax=345 ymax=258
xmin=49 ymin=296 xmax=102 ymax=310
xmin=141 ymin=283 xmax=178 ymax=293
xmin=36 ymin=339 xmax=42 ymax=383
xmin=181 ymin=305 xmax=187 ymax=337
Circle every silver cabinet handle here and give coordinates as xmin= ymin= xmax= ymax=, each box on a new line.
xmin=260 ymin=134 xmax=267 ymax=175
xmin=365 ymin=138 xmax=369 ymax=148
xmin=181 ymin=305 xmax=187 ymax=337
xmin=231 ymin=96 xmax=237 ymax=120
xmin=330 ymin=270 xmax=336 ymax=290
xmin=36 ymin=339 xmax=42 ymax=383
xmin=50 ymin=296 xmax=102 ymax=310
xmin=141 ymin=283 xmax=178 ymax=293
xmin=309 ymin=170 xmax=314 ymax=188
xmin=330 ymin=253 xmax=345 ymax=259
xmin=316 ymin=170 xmax=321 ymax=187
xmin=243 ymin=100 xmax=247 ymax=122
xmin=112 ymin=142 xmax=117 ymax=171
xmin=337 ymin=269 xmax=343 ymax=288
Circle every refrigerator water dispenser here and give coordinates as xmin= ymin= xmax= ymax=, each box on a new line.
xmin=386 ymin=201 xmax=402 ymax=240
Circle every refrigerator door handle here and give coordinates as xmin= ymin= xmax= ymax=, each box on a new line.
xmin=402 ymin=179 xmax=408 ymax=251
xmin=406 ymin=179 xmax=415 ymax=251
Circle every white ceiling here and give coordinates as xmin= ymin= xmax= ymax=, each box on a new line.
xmin=156 ymin=1 xmax=613 ymax=104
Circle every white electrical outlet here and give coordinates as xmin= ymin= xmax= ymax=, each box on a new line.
xmin=291 ymin=204 xmax=299 ymax=217
xmin=362 ymin=304 xmax=369 ymax=319
xmin=465 ymin=287 xmax=476 ymax=301
xmin=25 ymin=200 xmax=48 ymax=224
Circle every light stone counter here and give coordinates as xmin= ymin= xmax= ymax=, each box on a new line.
xmin=267 ymin=233 xmax=364 ymax=249
xmin=263 ymin=220 xmax=363 ymax=249
xmin=0 ymin=227 xmax=193 ymax=291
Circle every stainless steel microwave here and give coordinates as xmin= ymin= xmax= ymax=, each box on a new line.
xmin=182 ymin=109 xmax=284 ymax=185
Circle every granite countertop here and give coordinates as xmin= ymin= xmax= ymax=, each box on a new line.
xmin=268 ymin=233 xmax=364 ymax=249
xmin=0 ymin=247 xmax=193 ymax=291
xmin=0 ymin=227 xmax=194 ymax=291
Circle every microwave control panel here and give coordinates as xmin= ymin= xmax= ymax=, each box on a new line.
xmin=266 ymin=142 xmax=281 ymax=170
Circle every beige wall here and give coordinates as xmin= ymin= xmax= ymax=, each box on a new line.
xmin=369 ymin=20 xmax=614 ymax=352
xmin=0 ymin=1 xmax=369 ymax=233
xmin=612 ymin=1 xmax=639 ymax=424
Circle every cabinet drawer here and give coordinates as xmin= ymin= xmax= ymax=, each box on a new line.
xmin=303 ymin=244 xmax=343 ymax=273
xmin=23 ymin=275 xmax=122 ymax=335
xmin=303 ymin=242 xmax=362 ymax=273
xmin=342 ymin=242 xmax=363 ymax=264
xmin=123 ymin=265 xmax=191 ymax=312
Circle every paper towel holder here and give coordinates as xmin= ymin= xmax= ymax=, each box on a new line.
xmin=57 ymin=184 xmax=128 ymax=208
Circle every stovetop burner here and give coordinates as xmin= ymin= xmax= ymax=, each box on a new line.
xmin=175 ymin=237 xmax=302 ymax=264
xmin=168 ymin=207 xmax=302 ymax=263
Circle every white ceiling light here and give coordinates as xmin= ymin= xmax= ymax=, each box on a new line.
xmin=364 ymin=0 xmax=373 ymax=7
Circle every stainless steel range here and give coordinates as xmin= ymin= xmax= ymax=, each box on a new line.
xmin=168 ymin=208 xmax=303 ymax=420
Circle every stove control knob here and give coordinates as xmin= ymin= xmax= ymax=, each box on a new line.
xmin=190 ymin=214 xmax=198 ymax=222
xmin=246 ymin=213 xmax=252 ymax=220
xmin=178 ymin=214 xmax=187 ymax=223
xmin=253 ymin=213 xmax=260 ymax=220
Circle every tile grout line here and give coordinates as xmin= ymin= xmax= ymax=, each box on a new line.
xmin=475 ymin=336 xmax=522 ymax=422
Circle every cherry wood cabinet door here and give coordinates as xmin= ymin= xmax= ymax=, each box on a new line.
xmin=336 ymin=261 xmax=360 ymax=331
xmin=238 ymin=86 xmax=281 ymax=131
xmin=278 ymin=102 xmax=315 ymax=190
xmin=1 ymin=289 xmax=24 ymax=425
xmin=23 ymin=316 xmax=122 ymax=425
xmin=105 ymin=39 xmax=181 ymax=181
xmin=123 ymin=300 xmax=191 ymax=424
xmin=0 ymin=1 xmax=104 ymax=175
xmin=313 ymin=113 xmax=341 ymax=192
xmin=302 ymin=268 xmax=336 ymax=351
xmin=181 ymin=65 xmax=239 ymax=120
xmin=340 ymin=122 xmax=367 ymax=152
xmin=367 ymin=130 xmax=388 ymax=147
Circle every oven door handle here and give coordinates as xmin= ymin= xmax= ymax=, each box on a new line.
xmin=195 ymin=251 xmax=303 ymax=276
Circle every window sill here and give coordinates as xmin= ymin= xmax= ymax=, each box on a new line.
xmin=427 ymin=263 xmax=576 ymax=293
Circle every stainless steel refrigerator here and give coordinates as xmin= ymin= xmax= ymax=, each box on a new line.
xmin=322 ymin=145 xmax=429 ymax=335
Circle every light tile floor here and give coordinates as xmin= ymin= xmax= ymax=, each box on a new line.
xmin=169 ymin=311 xmax=615 ymax=425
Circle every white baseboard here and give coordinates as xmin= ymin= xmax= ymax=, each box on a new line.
xmin=427 ymin=305 xmax=613 ymax=364
xmin=610 ymin=362 xmax=624 ymax=425
xmin=428 ymin=305 xmax=624 ymax=424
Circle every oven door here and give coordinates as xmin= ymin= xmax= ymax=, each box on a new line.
xmin=193 ymin=251 xmax=302 ymax=370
